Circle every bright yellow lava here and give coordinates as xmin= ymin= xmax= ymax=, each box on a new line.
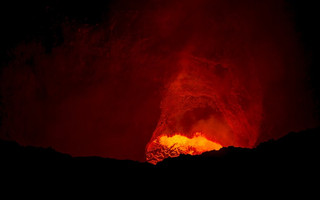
xmin=158 ymin=132 xmax=222 ymax=155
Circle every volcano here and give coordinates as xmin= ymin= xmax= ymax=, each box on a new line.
xmin=0 ymin=0 xmax=319 ymax=163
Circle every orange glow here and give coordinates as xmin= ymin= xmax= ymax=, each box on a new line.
xmin=146 ymin=132 xmax=222 ymax=164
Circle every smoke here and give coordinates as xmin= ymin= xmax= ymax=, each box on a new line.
xmin=0 ymin=0 xmax=318 ymax=161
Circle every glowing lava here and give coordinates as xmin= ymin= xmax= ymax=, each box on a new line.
xmin=146 ymin=132 xmax=222 ymax=164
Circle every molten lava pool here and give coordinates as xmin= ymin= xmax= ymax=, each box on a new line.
xmin=146 ymin=132 xmax=222 ymax=164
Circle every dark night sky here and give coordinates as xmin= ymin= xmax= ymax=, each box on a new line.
xmin=0 ymin=0 xmax=319 ymax=162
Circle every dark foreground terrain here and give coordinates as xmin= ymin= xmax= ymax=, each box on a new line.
xmin=1 ymin=128 xmax=319 ymax=183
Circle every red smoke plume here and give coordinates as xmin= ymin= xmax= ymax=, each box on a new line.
xmin=0 ymin=0 xmax=318 ymax=162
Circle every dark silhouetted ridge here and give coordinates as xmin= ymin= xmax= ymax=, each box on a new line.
xmin=1 ymin=128 xmax=319 ymax=178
